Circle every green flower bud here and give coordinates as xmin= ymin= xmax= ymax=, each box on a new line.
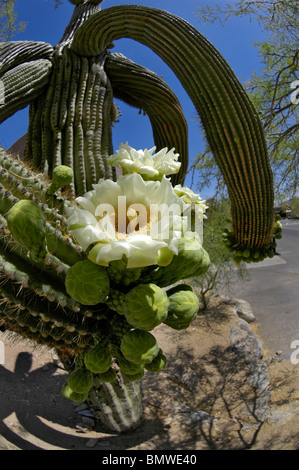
xmin=144 ymin=348 xmax=167 ymax=372
xmin=115 ymin=351 xmax=145 ymax=375
xmin=65 ymin=259 xmax=110 ymax=305
xmin=47 ymin=165 xmax=73 ymax=195
xmin=190 ymin=248 xmax=210 ymax=277
xmin=140 ymin=233 xmax=209 ymax=287
xmin=122 ymin=370 xmax=145 ymax=382
xmin=6 ymin=200 xmax=47 ymax=262
xmin=67 ymin=367 xmax=93 ymax=394
xmin=121 ymin=329 xmax=160 ymax=364
xmin=106 ymin=259 xmax=142 ymax=286
xmin=125 ymin=283 xmax=169 ymax=330
xmin=61 ymin=382 xmax=88 ymax=403
xmin=164 ymin=289 xmax=199 ymax=330
xmin=106 ymin=289 xmax=127 ymax=315
xmin=166 ymin=283 xmax=194 ymax=296
xmin=84 ymin=343 xmax=112 ymax=374
xmin=97 ymin=367 xmax=117 ymax=383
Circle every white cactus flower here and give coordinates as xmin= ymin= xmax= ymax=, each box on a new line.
xmin=174 ymin=185 xmax=208 ymax=222
xmin=108 ymin=142 xmax=181 ymax=180
xmin=66 ymin=173 xmax=189 ymax=268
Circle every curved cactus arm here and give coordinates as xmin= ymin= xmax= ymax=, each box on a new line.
xmin=105 ymin=52 xmax=188 ymax=184
xmin=71 ymin=5 xmax=274 ymax=250
xmin=0 ymin=41 xmax=54 ymax=74
xmin=0 ymin=41 xmax=54 ymax=123
xmin=0 ymin=59 xmax=53 ymax=123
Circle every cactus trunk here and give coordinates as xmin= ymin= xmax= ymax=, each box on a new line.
xmin=25 ymin=49 xmax=115 ymax=197
xmin=24 ymin=2 xmax=115 ymax=196
xmin=58 ymin=349 xmax=144 ymax=433
xmin=87 ymin=372 xmax=143 ymax=433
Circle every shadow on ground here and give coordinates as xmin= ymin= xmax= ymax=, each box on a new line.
xmin=0 ymin=296 xmax=298 ymax=450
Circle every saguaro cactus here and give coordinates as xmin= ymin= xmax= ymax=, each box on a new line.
xmin=0 ymin=0 xmax=275 ymax=433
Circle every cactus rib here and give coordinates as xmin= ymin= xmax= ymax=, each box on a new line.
xmin=0 ymin=41 xmax=53 ymax=74
xmin=87 ymin=372 xmax=144 ymax=433
xmin=0 ymin=59 xmax=53 ymax=124
xmin=25 ymin=48 xmax=115 ymax=196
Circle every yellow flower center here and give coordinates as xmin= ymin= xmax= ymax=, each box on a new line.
xmin=97 ymin=202 xmax=158 ymax=240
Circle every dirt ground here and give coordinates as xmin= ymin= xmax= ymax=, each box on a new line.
xmin=0 ymin=295 xmax=298 ymax=451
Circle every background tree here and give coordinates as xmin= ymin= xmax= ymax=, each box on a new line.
xmin=0 ymin=0 xmax=26 ymax=40
xmin=0 ymin=0 xmax=63 ymax=40
xmin=191 ymin=0 xmax=299 ymax=203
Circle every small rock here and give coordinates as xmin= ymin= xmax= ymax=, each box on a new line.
xmin=76 ymin=423 xmax=89 ymax=433
xmin=97 ymin=440 xmax=109 ymax=447
xmin=230 ymin=319 xmax=264 ymax=359
xmin=190 ymin=410 xmax=214 ymax=424
xmin=78 ymin=409 xmax=95 ymax=418
xmin=85 ymin=438 xmax=99 ymax=448
xmin=75 ymin=403 xmax=88 ymax=413
xmin=232 ymin=298 xmax=256 ymax=323
xmin=81 ymin=416 xmax=95 ymax=428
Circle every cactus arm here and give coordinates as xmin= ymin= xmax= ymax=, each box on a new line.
xmin=0 ymin=41 xmax=53 ymax=73
xmin=0 ymin=149 xmax=71 ymax=218
xmin=105 ymin=52 xmax=188 ymax=184
xmin=0 ymin=151 xmax=83 ymax=268
xmin=71 ymin=5 xmax=274 ymax=249
xmin=0 ymin=238 xmax=96 ymax=354
xmin=88 ymin=373 xmax=143 ymax=433
xmin=0 ymin=59 xmax=53 ymax=123
xmin=0 ymin=41 xmax=54 ymax=123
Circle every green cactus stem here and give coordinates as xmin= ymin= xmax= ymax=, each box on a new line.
xmin=71 ymin=4 xmax=274 ymax=250
xmin=1 ymin=3 xmax=189 ymax=196
xmin=0 ymin=41 xmax=54 ymax=122
xmin=25 ymin=47 xmax=115 ymax=196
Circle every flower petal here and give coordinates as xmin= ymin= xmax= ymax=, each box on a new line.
xmin=70 ymin=225 xmax=106 ymax=251
xmin=109 ymin=143 xmax=181 ymax=179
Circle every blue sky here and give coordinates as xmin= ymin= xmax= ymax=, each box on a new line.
xmin=0 ymin=0 xmax=266 ymax=197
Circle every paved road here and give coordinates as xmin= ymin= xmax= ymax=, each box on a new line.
xmin=225 ymin=219 xmax=299 ymax=359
